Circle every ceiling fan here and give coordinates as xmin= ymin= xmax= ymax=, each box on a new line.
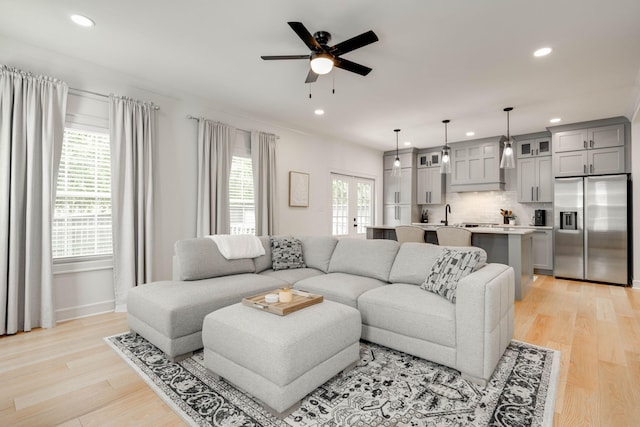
xmin=261 ymin=21 xmax=379 ymax=83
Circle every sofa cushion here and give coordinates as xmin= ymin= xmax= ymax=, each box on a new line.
xmin=175 ymin=238 xmax=255 ymax=281
xmin=294 ymin=272 xmax=385 ymax=307
xmin=127 ymin=274 xmax=287 ymax=339
xmin=271 ymin=236 xmax=306 ymax=270
xmin=299 ymin=235 xmax=338 ymax=273
xmin=421 ymin=248 xmax=482 ymax=303
xmin=328 ymin=238 xmax=400 ymax=282
xmin=260 ymin=267 xmax=324 ymax=285
xmin=389 ymin=243 xmax=487 ymax=286
xmin=253 ymin=236 xmax=273 ymax=273
xmin=358 ymin=283 xmax=456 ymax=348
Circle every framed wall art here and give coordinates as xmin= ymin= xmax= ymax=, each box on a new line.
xmin=288 ymin=171 xmax=309 ymax=207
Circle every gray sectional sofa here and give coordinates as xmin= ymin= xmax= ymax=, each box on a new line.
xmin=127 ymin=236 xmax=515 ymax=385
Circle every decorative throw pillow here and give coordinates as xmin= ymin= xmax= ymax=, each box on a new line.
xmin=420 ymin=248 xmax=481 ymax=303
xmin=270 ymin=236 xmax=306 ymax=271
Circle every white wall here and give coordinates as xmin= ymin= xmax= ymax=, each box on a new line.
xmin=0 ymin=35 xmax=384 ymax=319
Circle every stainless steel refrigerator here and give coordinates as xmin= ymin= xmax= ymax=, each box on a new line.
xmin=554 ymin=174 xmax=629 ymax=285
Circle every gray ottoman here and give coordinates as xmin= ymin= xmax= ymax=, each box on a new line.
xmin=202 ymin=300 xmax=361 ymax=416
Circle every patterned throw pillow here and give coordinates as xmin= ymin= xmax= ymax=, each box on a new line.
xmin=420 ymin=248 xmax=481 ymax=303
xmin=270 ymin=236 xmax=306 ymax=271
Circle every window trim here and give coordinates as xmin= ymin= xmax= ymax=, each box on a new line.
xmin=53 ymin=124 xmax=112 ymax=262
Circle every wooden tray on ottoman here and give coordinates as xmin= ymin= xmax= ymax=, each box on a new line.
xmin=241 ymin=289 xmax=323 ymax=316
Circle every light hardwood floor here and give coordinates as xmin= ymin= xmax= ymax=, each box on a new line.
xmin=1 ymin=276 xmax=639 ymax=426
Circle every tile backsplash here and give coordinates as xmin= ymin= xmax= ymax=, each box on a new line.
xmin=420 ymin=191 xmax=552 ymax=226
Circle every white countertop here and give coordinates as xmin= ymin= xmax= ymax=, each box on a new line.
xmin=367 ymin=224 xmax=537 ymax=235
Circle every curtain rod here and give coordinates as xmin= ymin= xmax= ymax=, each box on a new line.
xmin=70 ymin=87 xmax=160 ymax=110
xmin=187 ymin=115 xmax=280 ymax=139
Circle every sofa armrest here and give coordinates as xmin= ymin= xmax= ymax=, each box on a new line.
xmin=455 ymin=263 xmax=515 ymax=383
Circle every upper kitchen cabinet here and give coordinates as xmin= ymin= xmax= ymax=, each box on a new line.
xmin=518 ymin=156 xmax=553 ymax=203
xmin=416 ymin=167 xmax=444 ymax=205
xmin=417 ymin=150 xmax=441 ymax=168
xmin=553 ymin=123 xmax=624 ymax=153
xmin=416 ymin=148 xmax=445 ymax=205
xmin=551 ymin=118 xmax=629 ymax=177
xmin=516 ymin=136 xmax=551 ymax=158
xmin=449 ymin=137 xmax=505 ymax=192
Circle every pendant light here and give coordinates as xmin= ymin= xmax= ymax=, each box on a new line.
xmin=440 ymin=119 xmax=451 ymax=174
xmin=391 ymin=129 xmax=402 ymax=177
xmin=500 ymin=107 xmax=516 ymax=169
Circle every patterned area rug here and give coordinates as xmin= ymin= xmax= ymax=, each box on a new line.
xmin=106 ymin=333 xmax=559 ymax=427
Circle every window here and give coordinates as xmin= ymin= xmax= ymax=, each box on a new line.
xmin=331 ymin=174 xmax=374 ymax=237
xmin=229 ymin=132 xmax=255 ymax=235
xmin=52 ymin=127 xmax=112 ymax=259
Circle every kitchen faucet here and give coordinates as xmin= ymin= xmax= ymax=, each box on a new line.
xmin=442 ymin=204 xmax=451 ymax=226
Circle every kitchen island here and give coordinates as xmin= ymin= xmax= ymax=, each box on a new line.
xmin=366 ymin=224 xmax=534 ymax=300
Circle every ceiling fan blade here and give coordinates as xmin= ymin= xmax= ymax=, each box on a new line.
xmin=261 ymin=55 xmax=310 ymax=60
xmin=333 ymin=57 xmax=372 ymax=76
xmin=288 ymin=22 xmax=321 ymax=50
xmin=331 ymin=30 xmax=378 ymax=56
xmin=305 ymin=69 xmax=319 ymax=83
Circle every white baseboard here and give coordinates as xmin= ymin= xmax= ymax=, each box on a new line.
xmin=633 ymin=279 xmax=640 ymax=290
xmin=56 ymin=300 xmax=115 ymax=322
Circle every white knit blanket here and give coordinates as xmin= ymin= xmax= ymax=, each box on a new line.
xmin=207 ymin=235 xmax=265 ymax=259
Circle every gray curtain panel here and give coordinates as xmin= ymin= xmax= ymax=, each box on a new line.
xmin=196 ymin=120 xmax=235 ymax=236
xmin=109 ymin=96 xmax=155 ymax=310
xmin=251 ymin=131 xmax=277 ymax=236
xmin=0 ymin=65 xmax=68 ymax=335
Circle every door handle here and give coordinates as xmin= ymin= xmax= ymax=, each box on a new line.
xmin=531 ymin=187 xmax=534 ymax=200
xmin=590 ymin=164 xmax=594 ymax=173
xmin=583 ymin=164 xmax=587 ymax=174
xmin=584 ymin=140 xmax=587 ymax=148
xmin=590 ymin=140 xmax=594 ymax=148
xmin=536 ymin=186 xmax=539 ymax=201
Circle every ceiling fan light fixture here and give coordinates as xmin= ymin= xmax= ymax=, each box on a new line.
xmin=310 ymin=52 xmax=334 ymax=75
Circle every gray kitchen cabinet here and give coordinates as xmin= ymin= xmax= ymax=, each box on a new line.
xmin=449 ymin=137 xmax=504 ymax=192
xmin=531 ymin=229 xmax=553 ymax=272
xmin=553 ymin=123 xmax=624 ymax=153
xmin=589 ymin=146 xmax=625 ymax=175
xmin=417 ymin=150 xmax=441 ymax=168
xmin=383 ymin=169 xmax=413 ymax=204
xmin=416 ymin=167 xmax=444 ymax=205
xmin=383 ymin=149 xmax=417 ymax=225
xmin=518 ymin=156 xmax=552 ymax=203
xmin=516 ymin=137 xmax=551 ymax=158
xmin=383 ymin=204 xmax=413 ymax=226
xmin=554 ymin=146 xmax=624 ymax=177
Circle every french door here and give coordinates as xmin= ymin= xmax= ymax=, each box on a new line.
xmin=331 ymin=173 xmax=374 ymax=237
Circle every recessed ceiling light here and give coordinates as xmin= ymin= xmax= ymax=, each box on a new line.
xmin=70 ymin=14 xmax=95 ymax=27
xmin=466 ymin=131 xmax=475 ymax=137
xmin=549 ymin=117 xmax=561 ymax=123
xmin=533 ymin=47 xmax=552 ymax=57
xmin=314 ymin=109 xmax=324 ymax=116
xmin=403 ymin=141 xmax=411 ymax=146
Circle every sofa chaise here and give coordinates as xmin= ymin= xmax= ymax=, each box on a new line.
xmin=127 ymin=236 xmax=514 ymax=386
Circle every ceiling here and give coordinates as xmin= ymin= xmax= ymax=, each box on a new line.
xmin=2 ymin=0 xmax=640 ymax=151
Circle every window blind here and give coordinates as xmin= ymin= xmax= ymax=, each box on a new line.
xmin=53 ymin=128 xmax=112 ymax=258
